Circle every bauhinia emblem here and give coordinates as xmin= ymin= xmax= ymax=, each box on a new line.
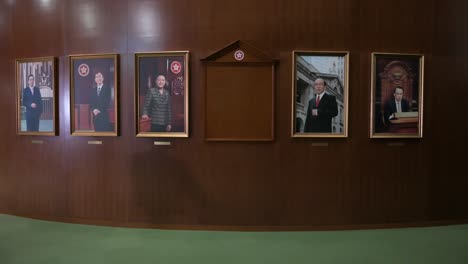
xmin=78 ymin=63 xmax=90 ymax=77
xmin=234 ymin=50 xmax=245 ymax=61
xmin=170 ymin=61 xmax=182 ymax=74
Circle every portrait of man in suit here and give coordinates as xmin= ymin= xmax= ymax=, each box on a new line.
xmin=384 ymin=87 xmax=410 ymax=121
xmin=16 ymin=58 xmax=55 ymax=135
xmin=70 ymin=54 xmax=117 ymax=136
xmin=293 ymin=51 xmax=348 ymax=137
xmin=304 ymin=78 xmax=338 ymax=133
xmin=22 ymin=74 xmax=43 ymax=131
xmin=371 ymin=53 xmax=423 ymax=137
xmin=89 ymin=72 xmax=112 ymax=132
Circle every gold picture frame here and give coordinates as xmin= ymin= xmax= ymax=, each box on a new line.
xmin=370 ymin=52 xmax=424 ymax=138
xmin=16 ymin=57 xmax=57 ymax=136
xmin=69 ymin=54 xmax=119 ymax=136
xmin=135 ymin=51 xmax=189 ymax=138
xmin=292 ymin=51 xmax=349 ymax=138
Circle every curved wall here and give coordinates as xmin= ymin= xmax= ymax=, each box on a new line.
xmin=0 ymin=0 xmax=467 ymax=229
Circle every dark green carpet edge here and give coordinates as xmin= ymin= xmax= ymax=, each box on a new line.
xmin=1 ymin=213 xmax=468 ymax=264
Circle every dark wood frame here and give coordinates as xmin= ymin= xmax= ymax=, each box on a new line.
xmin=201 ymin=40 xmax=277 ymax=141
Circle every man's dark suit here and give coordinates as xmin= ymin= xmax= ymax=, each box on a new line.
xmin=384 ymin=99 xmax=409 ymax=121
xmin=22 ymin=86 xmax=43 ymax=131
xmin=304 ymin=93 xmax=338 ymax=133
xmin=89 ymin=85 xmax=112 ymax=132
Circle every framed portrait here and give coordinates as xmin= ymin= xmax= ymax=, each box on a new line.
xmin=16 ymin=57 xmax=57 ymax=136
xmin=370 ymin=53 xmax=424 ymax=138
xmin=292 ymin=51 xmax=349 ymax=138
xmin=70 ymin=54 xmax=119 ymax=136
xmin=135 ymin=51 xmax=189 ymax=138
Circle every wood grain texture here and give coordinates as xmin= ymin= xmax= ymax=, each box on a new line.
xmin=0 ymin=0 xmax=467 ymax=229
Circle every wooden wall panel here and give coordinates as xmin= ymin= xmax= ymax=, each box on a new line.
xmin=0 ymin=0 xmax=467 ymax=229
xmin=0 ymin=0 xmax=13 ymax=212
xmin=429 ymin=0 xmax=468 ymax=221
xmin=205 ymin=65 xmax=274 ymax=141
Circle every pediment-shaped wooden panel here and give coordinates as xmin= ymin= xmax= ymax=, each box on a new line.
xmin=202 ymin=41 xmax=276 ymax=141
xmin=202 ymin=40 xmax=276 ymax=64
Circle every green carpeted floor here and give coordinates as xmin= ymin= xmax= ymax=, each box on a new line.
xmin=1 ymin=214 xmax=467 ymax=264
